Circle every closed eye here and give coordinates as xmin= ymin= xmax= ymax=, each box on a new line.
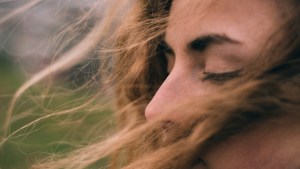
xmin=202 ymin=69 xmax=242 ymax=83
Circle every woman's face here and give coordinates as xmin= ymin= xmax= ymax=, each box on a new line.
xmin=145 ymin=0 xmax=281 ymax=120
xmin=144 ymin=0 xmax=300 ymax=168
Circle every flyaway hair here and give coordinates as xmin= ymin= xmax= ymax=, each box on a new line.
xmin=0 ymin=0 xmax=299 ymax=168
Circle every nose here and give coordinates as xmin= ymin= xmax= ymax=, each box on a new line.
xmin=145 ymin=66 xmax=205 ymax=120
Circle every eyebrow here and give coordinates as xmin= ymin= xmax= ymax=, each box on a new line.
xmin=188 ymin=34 xmax=241 ymax=52
xmin=162 ymin=34 xmax=241 ymax=54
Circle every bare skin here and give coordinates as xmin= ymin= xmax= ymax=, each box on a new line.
xmin=199 ymin=117 xmax=300 ymax=169
xmin=145 ymin=0 xmax=300 ymax=168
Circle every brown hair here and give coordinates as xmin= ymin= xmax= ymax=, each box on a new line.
xmin=2 ymin=0 xmax=300 ymax=168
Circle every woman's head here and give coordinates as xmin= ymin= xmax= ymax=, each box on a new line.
xmin=113 ymin=0 xmax=300 ymax=168
xmin=113 ymin=0 xmax=298 ymax=120
xmin=4 ymin=0 xmax=299 ymax=168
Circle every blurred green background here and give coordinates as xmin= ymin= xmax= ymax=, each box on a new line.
xmin=0 ymin=52 xmax=112 ymax=169
xmin=0 ymin=1 xmax=116 ymax=168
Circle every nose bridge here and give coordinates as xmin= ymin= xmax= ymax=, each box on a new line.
xmin=145 ymin=67 xmax=193 ymax=120
xmin=156 ymin=71 xmax=186 ymax=100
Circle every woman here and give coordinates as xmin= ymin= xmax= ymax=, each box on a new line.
xmin=2 ymin=0 xmax=300 ymax=168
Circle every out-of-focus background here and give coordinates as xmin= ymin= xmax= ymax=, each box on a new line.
xmin=0 ymin=1 xmax=115 ymax=168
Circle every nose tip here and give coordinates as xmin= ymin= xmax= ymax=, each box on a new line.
xmin=144 ymin=74 xmax=184 ymax=121
xmin=144 ymin=104 xmax=157 ymax=120
xmin=145 ymin=100 xmax=176 ymax=121
xmin=144 ymin=85 xmax=175 ymax=120
xmin=145 ymin=64 xmax=204 ymax=121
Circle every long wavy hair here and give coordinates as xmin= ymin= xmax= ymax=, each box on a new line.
xmin=1 ymin=0 xmax=300 ymax=168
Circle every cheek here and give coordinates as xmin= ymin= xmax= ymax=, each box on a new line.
xmin=204 ymin=138 xmax=257 ymax=169
xmin=203 ymin=123 xmax=300 ymax=169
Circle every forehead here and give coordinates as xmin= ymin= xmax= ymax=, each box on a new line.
xmin=166 ymin=0 xmax=280 ymax=49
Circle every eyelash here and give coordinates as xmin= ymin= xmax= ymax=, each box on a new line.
xmin=202 ymin=70 xmax=241 ymax=83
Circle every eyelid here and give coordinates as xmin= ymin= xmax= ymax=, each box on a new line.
xmin=202 ymin=69 xmax=242 ymax=82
